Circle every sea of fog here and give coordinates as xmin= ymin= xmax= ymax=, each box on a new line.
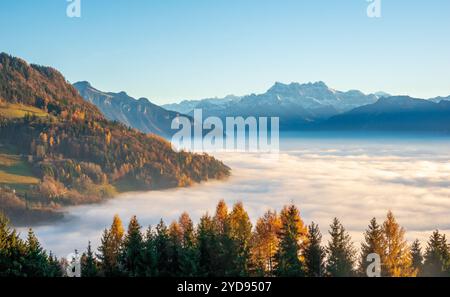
xmin=19 ymin=132 xmax=450 ymax=257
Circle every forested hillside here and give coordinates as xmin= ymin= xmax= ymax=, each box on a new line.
xmin=0 ymin=53 xmax=230 ymax=225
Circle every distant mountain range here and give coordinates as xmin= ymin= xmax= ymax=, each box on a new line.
xmin=163 ymin=82 xmax=387 ymax=129
xmin=429 ymin=95 xmax=450 ymax=103
xmin=74 ymin=80 xmax=450 ymax=134
xmin=74 ymin=81 xmax=185 ymax=138
xmin=316 ymin=96 xmax=450 ymax=132
xmin=163 ymin=95 xmax=242 ymax=115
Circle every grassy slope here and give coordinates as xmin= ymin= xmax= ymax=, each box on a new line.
xmin=0 ymin=103 xmax=45 ymax=192
xmin=0 ymin=102 xmax=48 ymax=119
xmin=0 ymin=145 xmax=39 ymax=192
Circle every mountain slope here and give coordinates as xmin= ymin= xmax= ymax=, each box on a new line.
xmin=0 ymin=53 xmax=230 ymax=225
xmin=74 ymin=81 xmax=184 ymax=138
xmin=316 ymin=96 xmax=450 ymax=132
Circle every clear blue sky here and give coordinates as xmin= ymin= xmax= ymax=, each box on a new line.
xmin=1 ymin=0 xmax=450 ymax=104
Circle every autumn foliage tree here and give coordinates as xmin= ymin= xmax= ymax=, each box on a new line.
xmin=229 ymin=202 xmax=253 ymax=276
xmin=212 ymin=200 xmax=235 ymax=276
xmin=97 ymin=214 xmax=124 ymax=276
xmin=381 ymin=211 xmax=415 ymax=277
xmin=251 ymin=210 xmax=281 ymax=276
xmin=177 ymin=212 xmax=199 ymax=276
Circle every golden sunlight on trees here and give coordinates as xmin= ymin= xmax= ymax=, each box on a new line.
xmin=251 ymin=210 xmax=281 ymax=276
xmin=105 ymin=130 xmax=112 ymax=146
xmin=229 ymin=202 xmax=253 ymax=276
xmin=381 ymin=211 xmax=416 ymax=277
xmin=97 ymin=214 xmax=124 ymax=276
xmin=1 ymin=204 xmax=448 ymax=277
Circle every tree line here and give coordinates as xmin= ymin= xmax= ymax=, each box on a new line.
xmin=1 ymin=201 xmax=449 ymax=277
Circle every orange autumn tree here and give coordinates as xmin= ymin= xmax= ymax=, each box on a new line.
xmin=229 ymin=202 xmax=253 ymax=276
xmin=97 ymin=214 xmax=125 ymax=276
xmin=381 ymin=211 xmax=416 ymax=277
xmin=177 ymin=212 xmax=198 ymax=276
xmin=251 ymin=210 xmax=281 ymax=276
xmin=212 ymin=200 xmax=233 ymax=276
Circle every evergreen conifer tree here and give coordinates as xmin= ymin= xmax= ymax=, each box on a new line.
xmin=360 ymin=218 xmax=384 ymax=276
xmin=121 ymin=216 xmax=144 ymax=276
xmin=274 ymin=204 xmax=308 ymax=277
xmin=304 ymin=222 xmax=326 ymax=277
xmin=48 ymin=252 xmax=63 ymax=277
xmin=197 ymin=214 xmax=217 ymax=277
xmin=142 ymin=226 xmax=158 ymax=277
xmin=23 ymin=229 xmax=50 ymax=277
xmin=168 ymin=221 xmax=183 ymax=277
xmin=81 ymin=241 xmax=98 ymax=277
xmin=422 ymin=230 xmax=450 ymax=276
xmin=410 ymin=239 xmax=423 ymax=276
xmin=154 ymin=219 xmax=171 ymax=276
xmin=325 ymin=218 xmax=356 ymax=277
xmin=0 ymin=213 xmax=27 ymax=277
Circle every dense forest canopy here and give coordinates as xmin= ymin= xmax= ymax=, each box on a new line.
xmin=1 ymin=202 xmax=448 ymax=277
xmin=0 ymin=53 xmax=230 ymax=225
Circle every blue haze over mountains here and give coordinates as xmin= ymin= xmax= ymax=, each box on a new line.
xmin=74 ymin=81 xmax=450 ymax=136
xmin=73 ymin=81 xmax=185 ymax=138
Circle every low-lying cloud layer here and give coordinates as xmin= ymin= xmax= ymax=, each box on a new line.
xmin=20 ymin=136 xmax=450 ymax=257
